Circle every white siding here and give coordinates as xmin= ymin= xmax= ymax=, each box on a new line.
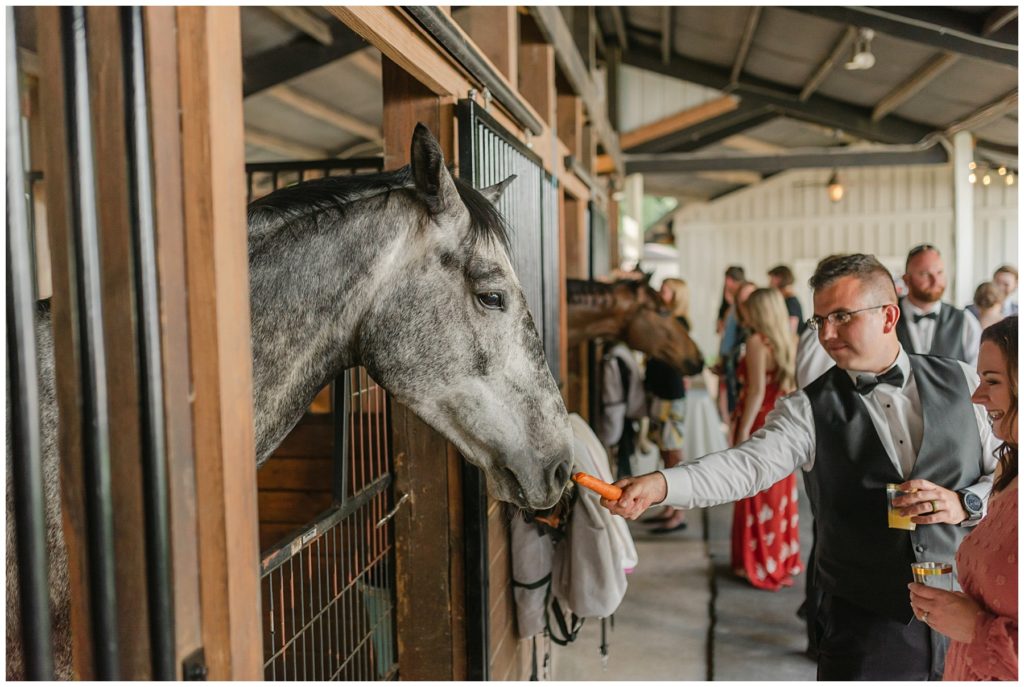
xmin=671 ymin=165 xmax=1019 ymax=356
xmin=618 ymin=65 xmax=723 ymax=132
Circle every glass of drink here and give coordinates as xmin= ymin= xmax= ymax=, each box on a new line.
xmin=911 ymin=562 xmax=954 ymax=590
xmin=887 ymin=483 xmax=916 ymax=530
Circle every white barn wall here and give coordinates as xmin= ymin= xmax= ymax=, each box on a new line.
xmin=618 ymin=65 xmax=722 ymax=131
xmin=671 ymin=164 xmax=1019 ymax=356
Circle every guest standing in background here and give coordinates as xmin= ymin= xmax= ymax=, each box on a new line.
xmin=910 ymin=316 xmax=1018 ymax=681
xmin=966 ymin=281 xmax=1006 ymax=330
xmin=729 ymin=288 xmax=803 ymax=590
xmin=768 ymin=264 xmax=805 ymax=335
xmin=993 ymin=265 xmax=1018 ymax=316
xmin=643 ymin=278 xmax=693 ymax=534
xmin=716 ymin=266 xmax=747 ymax=417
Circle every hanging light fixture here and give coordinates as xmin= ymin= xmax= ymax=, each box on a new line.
xmin=826 ymin=171 xmax=844 ymax=202
xmin=844 ymin=28 xmax=876 ymax=70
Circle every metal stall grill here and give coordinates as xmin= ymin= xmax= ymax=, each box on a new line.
xmin=248 ymin=160 xmax=398 ymax=681
xmin=456 ymin=100 xmax=560 ymax=679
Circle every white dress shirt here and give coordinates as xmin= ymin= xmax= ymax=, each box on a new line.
xmin=660 ymin=347 xmax=999 ymax=518
xmin=902 ymin=299 xmax=981 ymax=366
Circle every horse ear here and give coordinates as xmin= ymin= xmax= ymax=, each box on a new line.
xmin=479 ymin=175 xmax=516 ymax=204
xmin=410 ymin=123 xmax=458 ymax=214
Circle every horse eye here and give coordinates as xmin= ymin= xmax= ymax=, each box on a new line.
xmin=477 ymin=292 xmax=504 ymax=310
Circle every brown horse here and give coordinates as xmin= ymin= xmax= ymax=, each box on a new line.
xmin=566 ymin=278 xmax=704 ymax=375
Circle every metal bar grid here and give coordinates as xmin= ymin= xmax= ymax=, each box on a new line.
xmin=259 ymin=364 xmax=396 ymax=681
xmin=244 ymin=158 xmax=385 ymax=203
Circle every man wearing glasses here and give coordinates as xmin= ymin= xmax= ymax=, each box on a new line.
xmin=601 ymin=254 xmax=999 ymax=680
xmin=897 ymin=244 xmax=981 ymax=365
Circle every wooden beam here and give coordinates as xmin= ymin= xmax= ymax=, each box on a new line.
xmin=624 ymin=143 xmax=949 ymax=174
xmin=609 ymin=6 xmax=628 ymax=51
xmin=945 ymin=89 xmax=1018 ymax=136
xmin=730 ymin=7 xmax=762 ymax=85
xmin=623 ymin=47 xmax=936 ymax=145
xmin=346 ymin=47 xmax=381 ymax=79
xmin=176 ymin=7 xmax=262 ymax=679
xmin=142 ymin=7 xmax=203 ymax=677
xmin=721 ymin=134 xmax=786 ymax=154
xmin=264 ymin=84 xmax=382 ymax=141
xmin=266 ymin=7 xmax=332 ymax=46
xmin=698 ymin=170 xmax=762 ymax=185
xmin=244 ymin=127 xmax=330 ymax=159
xmin=620 ymin=95 xmax=739 ymax=149
xmin=871 ymin=52 xmax=958 ymax=122
xmin=799 ymin=25 xmax=857 ymax=101
xmin=790 ymin=7 xmax=1017 ymax=67
xmin=528 ymin=6 xmax=624 ymax=175
xmin=242 ymin=23 xmax=367 ymax=97
xmin=982 ymin=7 xmax=1018 ymax=36
xmin=455 ymin=6 xmax=518 ymax=85
xmin=518 ymin=13 xmax=556 ymax=128
xmin=660 ymin=6 xmax=672 ymax=65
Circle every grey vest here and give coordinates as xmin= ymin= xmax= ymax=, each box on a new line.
xmin=896 ymin=299 xmax=967 ymax=362
xmin=803 ymin=354 xmax=982 ymax=623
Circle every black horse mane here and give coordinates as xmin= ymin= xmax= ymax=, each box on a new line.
xmin=247 ymin=165 xmax=511 ymax=253
xmin=566 ymin=278 xmax=648 ymax=306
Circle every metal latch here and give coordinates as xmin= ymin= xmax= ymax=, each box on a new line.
xmin=376 ymin=492 xmax=410 ymax=528
xmin=182 ymin=648 xmax=207 ymax=681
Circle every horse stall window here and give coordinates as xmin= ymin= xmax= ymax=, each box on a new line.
xmin=247 ymin=160 xmax=399 ymax=681
xmin=456 ymin=99 xmax=558 ymax=679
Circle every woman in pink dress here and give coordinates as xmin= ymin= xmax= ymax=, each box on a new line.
xmin=910 ymin=316 xmax=1018 ymax=680
xmin=729 ymin=288 xmax=803 ymax=591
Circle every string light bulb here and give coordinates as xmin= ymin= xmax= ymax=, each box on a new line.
xmin=998 ymin=166 xmax=1007 ymax=176
xmin=1008 ymin=173 xmax=1015 ymax=186
xmin=968 ymin=172 xmax=977 ymax=184
xmin=983 ymin=174 xmax=992 ymax=186
xmin=969 ymin=161 xmax=977 ymax=170
xmin=826 ymin=171 xmax=844 ymax=202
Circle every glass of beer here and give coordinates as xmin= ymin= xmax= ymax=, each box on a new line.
xmin=911 ymin=562 xmax=954 ymax=590
xmin=887 ymin=483 xmax=916 ymax=530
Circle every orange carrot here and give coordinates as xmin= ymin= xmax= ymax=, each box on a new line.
xmin=572 ymin=472 xmax=622 ymax=501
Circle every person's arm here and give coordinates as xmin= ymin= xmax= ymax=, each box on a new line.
xmin=788 ymin=315 xmax=799 ymax=335
xmin=599 ymin=391 xmax=815 ymax=518
xmin=735 ymin=337 xmax=767 ymax=443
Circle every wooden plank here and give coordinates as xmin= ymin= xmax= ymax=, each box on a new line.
xmin=244 ymin=127 xmax=329 ymax=159
xmin=257 ymin=457 xmax=334 ymax=491
xmin=257 ymin=491 xmax=333 ymax=524
xmin=270 ymin=417 xmax=333 ymax=457
xmin=37 ymin=7 xmax=94 ymax=677
xmin=872 ymin=52 xmax=958 ymax=122
xmin=176 ymin=7 xmax=262 ymax=680
xmin=455 ymin=6 xmax=518 ymax=85
xmin=144 ymin=6 xmax=203 ymax=676
xmin=518 ymin=14 xmax=556 ymax=128
xmin=620 ymin=96 xmax=739 ymax=150
xmin=382 ymin=59 xmax=459 ymax=680
xmin=556 ymin=91 xmax=583 ymax=158
xmin=266 ymin=7 xmax=333 ymax=46
xmin=730 ymin=7 xmax=762 ymax=84
xmin=329 ymin=6 xmax=466 ymax=97
xmin=944 ymin=89 xmax=1016 ymax=135
xmin=800 ymin=26 xmax=857 ymax=102
xmin=447 ymin=444 xmax=467 ymax=681
xmin=86 ymin=7 xmax=151 ymax=677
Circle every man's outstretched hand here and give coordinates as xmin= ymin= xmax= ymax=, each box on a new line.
xmin=600 ymin=472 xmax=670 ymax=519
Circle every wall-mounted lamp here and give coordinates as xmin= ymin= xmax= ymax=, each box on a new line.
xmin=827 ymin=171 xmax=845 ymax=203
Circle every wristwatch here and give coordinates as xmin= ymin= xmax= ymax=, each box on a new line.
xmin=957 ymin=489 xmax=984 ymax=523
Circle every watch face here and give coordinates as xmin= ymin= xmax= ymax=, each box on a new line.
xmin=964 ymin=493 xmax=983 ymax=512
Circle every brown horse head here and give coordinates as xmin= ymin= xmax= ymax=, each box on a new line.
xmin=566 ymin=278 xmax=704 ymax=375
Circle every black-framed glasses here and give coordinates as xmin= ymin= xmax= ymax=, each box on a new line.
xmin=806 ymin=305 xmax=890 ymax=332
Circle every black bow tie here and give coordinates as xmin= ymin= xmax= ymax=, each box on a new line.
xmin=855 ymin=367 xmax=905 ymax=395
xmin=913 ymin=312 xmax=938 ymax=323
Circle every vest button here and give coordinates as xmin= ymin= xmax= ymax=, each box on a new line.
xmin=915 ymin=545 xmax=925 ymax=553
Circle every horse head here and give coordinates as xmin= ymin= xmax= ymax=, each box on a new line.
xmin=566 ymin=277 xmax=704 ymax=375
xmin=356 ymin=125 xmax=572 ymax=510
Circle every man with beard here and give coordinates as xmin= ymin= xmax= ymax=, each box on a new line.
xmin=896 ymin=244 xmax=980 ymax=365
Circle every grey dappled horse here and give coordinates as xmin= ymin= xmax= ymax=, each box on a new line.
xmin=7 ymin=124 xmax=573 ymax=678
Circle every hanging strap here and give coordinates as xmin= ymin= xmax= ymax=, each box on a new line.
xmin=511 ymin=573 xmax=551 ymax=590
xmin=529 ymin=636 xmax=538 ymax=681
xmin=546 ymin=597 xmax=584 ymax=646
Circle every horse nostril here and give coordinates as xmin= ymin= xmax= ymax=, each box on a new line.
xmin=552 ymin=462 xmax=571 ymax=487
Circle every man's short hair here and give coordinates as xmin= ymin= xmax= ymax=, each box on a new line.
xmin=767 ymin=265 xmax=795 ymax=287
xmin=809 ymin=253 xmax=897 ymax=302
xmin=725 ymin=265 xmax=745 ymax=282
xmin=994 ymin=264 xmax=1018 ymax=279
xmin=905 ymin=243 xmax=940 ymax=271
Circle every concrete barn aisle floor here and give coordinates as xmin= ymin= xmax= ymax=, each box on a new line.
xmin=551 ymin=481 xmax=817 ymax=681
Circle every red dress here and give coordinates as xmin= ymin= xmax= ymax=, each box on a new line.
xmin=729 ymin=349 xmax=804 ymax=591
xmin=943 ymin=479 xmax=1017 ymax=681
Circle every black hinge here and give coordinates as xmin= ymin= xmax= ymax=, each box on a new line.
xmin=182 ymin=648 xmax=207 ymax=681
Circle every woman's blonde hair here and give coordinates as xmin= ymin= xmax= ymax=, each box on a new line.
xmin=742 ymin=288 xmax=796 ymax=390
xmin=661 ymin=278 xmax=690 ymax=319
